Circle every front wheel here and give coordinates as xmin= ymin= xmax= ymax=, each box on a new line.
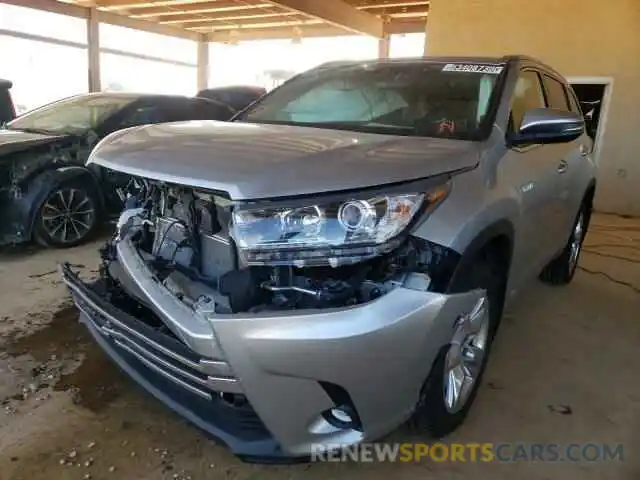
xmin=410 ymin=254 xmax=505 ymax=438
xmin=33 ymin=183 xmax=99 ymax=248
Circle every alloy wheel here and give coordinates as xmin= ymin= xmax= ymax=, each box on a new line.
xmin=443 ymin=296 xmax=490 ymax=414
xmin=41 ymin=188 xmax=96 ymax=245
xmin=568 ymin=213 xmax=584 ymax=274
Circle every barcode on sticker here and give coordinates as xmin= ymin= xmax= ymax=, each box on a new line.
xmin=442 ymin=64 xmax=504 ymax=74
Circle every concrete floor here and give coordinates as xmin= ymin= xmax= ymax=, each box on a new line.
xmin=0 ymin=213 xmax=638 ymax=480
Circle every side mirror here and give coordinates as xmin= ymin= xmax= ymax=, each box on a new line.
xmin=510 ymin=108 xmax=585 ymax=146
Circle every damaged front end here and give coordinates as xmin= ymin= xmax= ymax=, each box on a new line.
xmin=61 ymin=178 xmax=486 ymax=459
xmin=104 ymin=180 xmax=460 ymax=314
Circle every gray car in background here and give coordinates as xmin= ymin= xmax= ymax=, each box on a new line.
xmin=61 ymin=55 xmax=597 ymax=461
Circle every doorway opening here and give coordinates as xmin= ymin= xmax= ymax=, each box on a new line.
xmin=568 ymin=77 xmax=613 ymax=166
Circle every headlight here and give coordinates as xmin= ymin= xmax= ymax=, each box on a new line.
xmin=232 ymin=182 xmax=450 ymax=267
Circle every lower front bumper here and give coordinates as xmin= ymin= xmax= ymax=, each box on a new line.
xmin=61 ymin=244 xmax=484 ymax=459
xmin=61 ymin=266 xmax=289 ymax=461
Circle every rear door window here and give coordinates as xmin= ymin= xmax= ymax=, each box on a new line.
xmin=565 ymin=86 xmax=583 ymax=116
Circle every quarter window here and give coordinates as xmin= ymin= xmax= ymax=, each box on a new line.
xmin=543 ymin=75 xmax=570 ymax=111
xmin=509 ymin=70 xmax=545 ymax=131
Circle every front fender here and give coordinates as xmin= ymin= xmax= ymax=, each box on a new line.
xmin=411 ymin=167 xmax=520 ymax=293
xmin=413 ymin=168 xmax=520 ymax=255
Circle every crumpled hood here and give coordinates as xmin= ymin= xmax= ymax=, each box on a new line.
xmin=0 ymin=129 xmax=66 ymax=157
xmin=89 ymin=121 xmax=482 ymax=200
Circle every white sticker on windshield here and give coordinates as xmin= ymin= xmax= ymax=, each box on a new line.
xmin=442 ymin=63 xmax=504 ymax=74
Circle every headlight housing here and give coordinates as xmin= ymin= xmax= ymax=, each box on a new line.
xmin=232 ymin=181 xmax=450 ymax=267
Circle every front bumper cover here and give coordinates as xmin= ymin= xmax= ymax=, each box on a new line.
xmin=60 ymin=237 xmax=484 ymax=460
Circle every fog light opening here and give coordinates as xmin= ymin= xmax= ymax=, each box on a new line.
xmin=323 ymin=405 xmax=358 ymax=430
xmin=331 ymin=407 xmax=353 ymax=423
xmin=319 ymin=381 xmax=362 ymax=431
xmin=219 ymin=392 xmax=248 ymax=408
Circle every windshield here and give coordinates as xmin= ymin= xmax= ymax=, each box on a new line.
xmin=240 ymin=62 xmax=505 ymax=140
xmin=6 ymin=95 xmax=134 ymax=135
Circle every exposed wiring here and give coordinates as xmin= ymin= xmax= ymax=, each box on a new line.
xmin=582 ymin=243 xmax=640 ymax=251
xmin=170 ymin=239 xmax=190 ymax=264
xmin=156 ymin=219 xmax=183 ymax=257
xmin=577 ymin=266 xmax=640 ymax=295
xmin=577 ymin=216 xmax=640 ymax=295
xmin=590 ymin=224 xmax=640 ymax=232
xmin=582 ymin=249 xmax=640 ymax=264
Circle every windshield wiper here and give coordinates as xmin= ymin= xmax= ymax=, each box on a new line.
xmin=288 ymin=121 xmax=415 ymax=136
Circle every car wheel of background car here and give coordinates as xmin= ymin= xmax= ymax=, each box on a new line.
xmin=409 ymin=252 xmax=505 ymax=438
xmin=34 ymin=181 xmax=99 ymax=248
xmin=539 ymin=203 xmax=589 ymax=285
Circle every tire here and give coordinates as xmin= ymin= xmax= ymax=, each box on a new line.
xmin=33 ymin=181 xmax=100 ymax=248
xmin=410 ymin=252 xmax=506 ymax=438
xmin=539 ymin=203 xmax=589 ymax=285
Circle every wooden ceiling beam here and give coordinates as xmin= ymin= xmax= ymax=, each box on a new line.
xmin=130 ymin=1 xmax=430 ymax=19
xmin=3 ymin=0 xmax=200 ymax=39
xmin=207 ymin=24 xmax=352 ymax=41
xmin=3 ymin=0 xmax=89 ymax=18
xmin=264 ymin=0 xmax=384 ymax=37
xmin=154 ymin=5 xmax=428 ymax=24
xmin=206 ymin=18 xmax=425 ymax=40
xmin=157 ymin=11 xmax=299 ymax=24
xmin=365 ymin=4 xmax=429 ymax=15
xmin=195 ymin=18 xmax=322 ymax=31
xmin=355 ymin=0 xmax=429 ymax=9
xmin=94 ymin=0 xmax=227 ymax=11
xmin=131 ymin=4 xmax=275 ymax=18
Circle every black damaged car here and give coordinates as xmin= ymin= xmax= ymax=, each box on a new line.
xmin=0 ymin=92 xmax=234 ymax=248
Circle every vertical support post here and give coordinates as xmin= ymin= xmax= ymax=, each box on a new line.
xmin=87 ymin=7 xmax=101 ymax=92
xmin=378 ymin=34 xmax=390 ymax=59
xmin=423 ymin=21 xmax=429 ymax=56
xmin=197 ymin=34 xmax=209 ymax=92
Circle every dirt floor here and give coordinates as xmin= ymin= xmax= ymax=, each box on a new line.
xmin=0 ymin=213 xmax=639 ymax=480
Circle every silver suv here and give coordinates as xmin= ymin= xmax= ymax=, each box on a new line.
xmin=61 ymin=56 xmax=596 ymax=461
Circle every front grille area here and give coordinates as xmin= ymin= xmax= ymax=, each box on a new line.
xmin=74 ymin=291 xmax=239 ymax=400
xmin=62 ymin=268 xmax=271 ymax=442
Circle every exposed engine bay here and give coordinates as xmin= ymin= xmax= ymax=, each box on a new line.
xmin=106 ymin=182 xmax=461 ymax=314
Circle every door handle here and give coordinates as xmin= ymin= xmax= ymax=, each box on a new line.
xmin=557 ymin=160 xmax=568 ymax=174
xmin=579 ymin=144 xmax=589 ymax=157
